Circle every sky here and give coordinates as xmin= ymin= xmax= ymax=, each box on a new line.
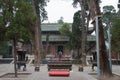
xmin=43 ymin=0 xmax=119 ymax=23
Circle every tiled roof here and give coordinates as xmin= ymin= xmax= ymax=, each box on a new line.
xmin=42 ymin=35 xmax=69 ymax=41
xmin=41 ymin=23 xmax=72 ymax=31
xmin=41 ymin=23 xmax=95 ymax=42
xmin=42 ymin=35 xmax=96 ymax=42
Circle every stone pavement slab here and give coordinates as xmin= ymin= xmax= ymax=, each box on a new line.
xmin=0 ymin=64 xmax=120 ymax=80
xmin=26 ymin=65 xmax=97 ymax=80
xmin=83 ymin=65 xmax=120 ymax=79
xmin=0 ymin=64 xmax=97 ymax=80
xmin=2 ymin=64 xmax=120 ymax=80
xmin=112 ymin=65 xmax=120 ymax=76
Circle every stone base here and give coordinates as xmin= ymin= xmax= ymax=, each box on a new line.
xmin=35 ymin=66 xmax=40 ymax=71
xmin=78 ymin=66 xmax=83 ymax=72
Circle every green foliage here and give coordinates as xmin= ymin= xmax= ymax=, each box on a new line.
xmin=33 ymin=0 xmax=49 ymax=22
xmin=0 ymin=41 xmax=9 ymax=58
xmin=59 ymin=23 xmax=72 ymax=50
xmin=0 ymin=0 xmax=36 ymax=41
xmin=72 ymin=10 xmax=82 ymax=49
xmin=102 ymin=5 xmax=117 ymax=40
xmin=102 ymin=5 xmax=116 ymax=24
xmin=59 ymin=23 xmax=71 ymax=36
xmin=72 ymin=0 xmax=79 ymax=8
xmin=72 ymin=10 xmax=82 ymax=32
xmin=111 ymin=18 xmax=120 ymax=53
xmin=57 ymin=17 xmax=64 ymax=24
xmin=103 ymin=5 xmax=116 ymax=13
xmin=59 ymin=10 xmax=82 ymax=50
xmin=72 ymin=0 xmax=88 ymax=10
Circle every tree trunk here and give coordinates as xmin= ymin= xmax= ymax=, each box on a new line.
xmin=77 ymin=48 xmax=80 ymax=59
xmin=37 ymin=14 xmax=42 ymax=60
xmin=32 ymin=0 xmax=41 ymax=71
xmin=79 ymin=0 xmax=87 ymax=66
xmin=34 ymin=23 xmax=40 ymax=68
xmin=86 ymin=13 xmax=90 ymax=34
xmin=13 ymin=39 xmax=17 ymax=77
xmin=87 ymin=0 xmax=112 ymax=76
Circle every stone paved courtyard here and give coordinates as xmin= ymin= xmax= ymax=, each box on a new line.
xmin=0 ymin=64 xmax=97 ymax=80
xmin=0 ymin=63 xmax=120 ymax=80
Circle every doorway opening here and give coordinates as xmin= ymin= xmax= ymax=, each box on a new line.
xmin=57 ymin=45 xmax=63 ymax=54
